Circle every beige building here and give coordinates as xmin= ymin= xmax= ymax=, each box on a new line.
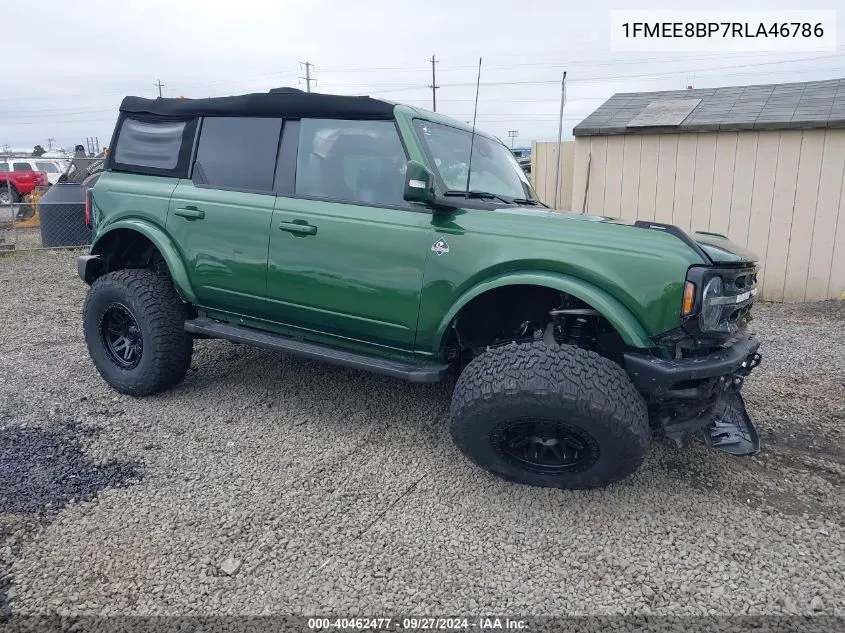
xmin=536 ymin=79 xmax=845 ymax=302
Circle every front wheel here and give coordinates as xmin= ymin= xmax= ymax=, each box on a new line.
xmin=83 ymin=269 xmax=193 ymax=396
xmin=449 ymin=342 xmax=650 ymax=489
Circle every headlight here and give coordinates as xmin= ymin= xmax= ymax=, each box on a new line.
xmin=700 ymin=277 xmax=723 ymax=329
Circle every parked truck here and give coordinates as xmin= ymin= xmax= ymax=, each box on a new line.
xmin=77 ymin=89 xmax=763 ymax=490
xmin=0 ymin=163 xmax=49 ymax=205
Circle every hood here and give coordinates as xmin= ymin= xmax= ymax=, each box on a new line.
xmin=492 ymin=207 xmax=758 ymax=265
xmin=691 ymin=231 xmax=758 ymax=265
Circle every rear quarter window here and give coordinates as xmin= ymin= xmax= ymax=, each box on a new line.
xmin=114 ymin=119 xmax=185 ymax=170
xmin=111 ymin=116 xmax=197 ymax=177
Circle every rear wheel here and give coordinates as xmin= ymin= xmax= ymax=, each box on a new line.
xmin=83 ymin=269 xmax=193 ymax=396
xmin=449 ymin=342 xmax=650 ymax=489
xmin=0 ymin=186 xmax=20 ymax=205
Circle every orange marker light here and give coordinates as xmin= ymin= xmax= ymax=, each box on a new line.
xmin=682 ymin=281 xmax=696 ymax=316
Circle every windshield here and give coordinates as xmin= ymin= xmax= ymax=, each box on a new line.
xmin=414 ymin=120 xmax=536 ymax=202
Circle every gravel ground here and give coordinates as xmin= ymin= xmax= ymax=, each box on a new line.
xmin=0 ymin=250 xmax=843 ymax=618
xmin=1 ymin=218 xmax=43 ymax=251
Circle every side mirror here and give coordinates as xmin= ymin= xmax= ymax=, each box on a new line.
xmin=403 ymin=160 xmax=435 ymax=205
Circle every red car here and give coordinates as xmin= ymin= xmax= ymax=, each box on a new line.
xmin=0 ymin=160 xmax=49 ymax=204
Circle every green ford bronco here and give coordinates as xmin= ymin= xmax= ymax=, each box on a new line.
xmin=78 ymin=88 xmax=762 ymax=489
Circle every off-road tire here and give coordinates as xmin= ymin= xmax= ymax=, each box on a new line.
xmin=449 ymin=342 xmax=650 ymax=489
xmin=83 ymin=269 xmax=193 ymax=396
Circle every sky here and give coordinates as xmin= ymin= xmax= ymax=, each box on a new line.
xmin=2 ymin=0 xmax=843 ymax=152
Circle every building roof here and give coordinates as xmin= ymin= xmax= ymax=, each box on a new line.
xmin=573 ymin=78 xmax=845 ymax=136
xmin=120 ymin=88 xmax=395 ymax=121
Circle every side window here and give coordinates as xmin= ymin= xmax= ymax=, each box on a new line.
xmin=13 ymin=162 xmax=33 ymax=171
xmin=193 ymin=117 xmax=282 ymax=192
xmin=0 ymin=163 xmax=8 ymax=172
xmin=295 ymin=119 xmax=407 ymax=207
xmin=113 ymin=118 xmax=187 ymax=171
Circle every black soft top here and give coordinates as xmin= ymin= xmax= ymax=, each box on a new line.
xmin=119 ymin=88 xmax=395 ymax=120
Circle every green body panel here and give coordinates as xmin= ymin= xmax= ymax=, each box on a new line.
xmin=89 ymin=107 xmax=744 ymax=367
xmin=429 ymin=271 xmax=653 ymax=351
xmin=90 ymin=174 xmax=198 ymax=303
xmin=167 ymin=180 xmax=274 ymax=316
xmin=416 ymin=208 xmax=702 ymax=352
xmin=692 ymin=232 xmax=760 ymax=263
xmin=267 ymin=197 xmax=430 ymax=350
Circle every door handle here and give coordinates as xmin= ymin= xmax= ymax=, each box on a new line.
xmin=279 ymin=221 xmax=317 ymax=236
xmin=174 ymin=207 xmax=205 ymax=220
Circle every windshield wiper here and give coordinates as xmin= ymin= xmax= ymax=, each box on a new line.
xmin=442 ymin=190 xmax=512 ymax=204
xmin=515 ymin=197 xmax=552 ymax=209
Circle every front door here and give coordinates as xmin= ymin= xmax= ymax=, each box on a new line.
xmin=166 ymin=116 xmax=283 ymax=317
xmin=266 ymin=118 xmax=431 ymax=351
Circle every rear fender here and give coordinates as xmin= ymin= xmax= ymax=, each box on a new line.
xmin=433 ymin=271 xmax=654 ymax=352
xmin=92 ymin=219 xmax=196 ymax=303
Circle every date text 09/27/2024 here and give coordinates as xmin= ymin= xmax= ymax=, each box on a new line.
xmin=307 ymin=616 xmax=529 ymax=630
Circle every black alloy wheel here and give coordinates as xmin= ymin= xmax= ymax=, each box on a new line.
xmin=100 ymin=303 xmax=143 ymax=369
xmin=493 ymin=418 xmax=599 ymax=474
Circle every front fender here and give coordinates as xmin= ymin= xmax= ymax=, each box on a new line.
xmin=432 ymin=271 xmax=654 ymax=352
xmin=92 ymin=219 xmax=197 ymax=304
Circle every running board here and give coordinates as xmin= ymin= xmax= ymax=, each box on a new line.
xmin=184 ymin=317 xmax=449 ymax=383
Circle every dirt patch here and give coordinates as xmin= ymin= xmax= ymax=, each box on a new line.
xmin=0 ymin=423 xmax=140 ymax=615
xmin=0 ymin=424 xmax=140 ymax=516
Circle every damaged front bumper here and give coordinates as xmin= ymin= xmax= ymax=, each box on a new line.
xmin=623 ymin=333 xmax=762 ymax=454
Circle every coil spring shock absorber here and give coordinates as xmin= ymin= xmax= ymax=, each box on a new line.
xmin=548 ymin=307 xmax=600 ymax=349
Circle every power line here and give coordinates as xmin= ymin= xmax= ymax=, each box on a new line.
xmin=2 ymin=50 xmax=841 ymax=104
xmin=316 ymin=52 xmax=845 ymax=90
xmin=5 ymin=60 xmax=842 ymax=122
xmin=4 ymin=54 xmax=843 ymax=125
xmin=316 ymin=46 xmax=845 ymax=72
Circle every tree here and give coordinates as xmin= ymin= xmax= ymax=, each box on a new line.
xmin=32 ymin=145 xmax=46 ymax=156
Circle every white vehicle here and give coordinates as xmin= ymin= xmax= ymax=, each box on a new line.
xmin=3 ymin=157 xmax=69 ymax=185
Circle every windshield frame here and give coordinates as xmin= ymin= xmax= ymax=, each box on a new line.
xmin=412 ymin=118 xmax=538 ymax=204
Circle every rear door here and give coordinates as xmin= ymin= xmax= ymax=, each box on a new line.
xmin=167 ymin=116 xmax=282 ymax=317
xmin=266 ymin=118 xmax=432 ymax=351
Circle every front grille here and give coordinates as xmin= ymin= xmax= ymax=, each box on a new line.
xmin=715 ymin=266 xmax=758 ymax=331
xmin=720 ymin=266 xmax=757 ymax=298
xmin=730 ymin=271 xmax=758 ymax=291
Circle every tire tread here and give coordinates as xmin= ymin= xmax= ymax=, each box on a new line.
xmin=83 ymin=269 xmax=192 ymax=396
xmin=449 ymin=342 xmax=650 ymax=489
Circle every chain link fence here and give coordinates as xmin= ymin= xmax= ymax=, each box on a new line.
xmin=1 ymin=152 xmax=102 ymax=252
xmin=1 ymin=191 xmax=92 ymax=252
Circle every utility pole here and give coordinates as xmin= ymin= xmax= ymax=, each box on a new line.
xmin=154 ymin=79 xmax=165 ymax=98
xmin=507 ymin=130 xmax=518 ymax=148
xmin=428 ymin=55 xmax=439 ymax=112
xmin=300 ymin=62 xmax=315 ymax=93
xmin=47 ymin=138 xmax=55 ymax=151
